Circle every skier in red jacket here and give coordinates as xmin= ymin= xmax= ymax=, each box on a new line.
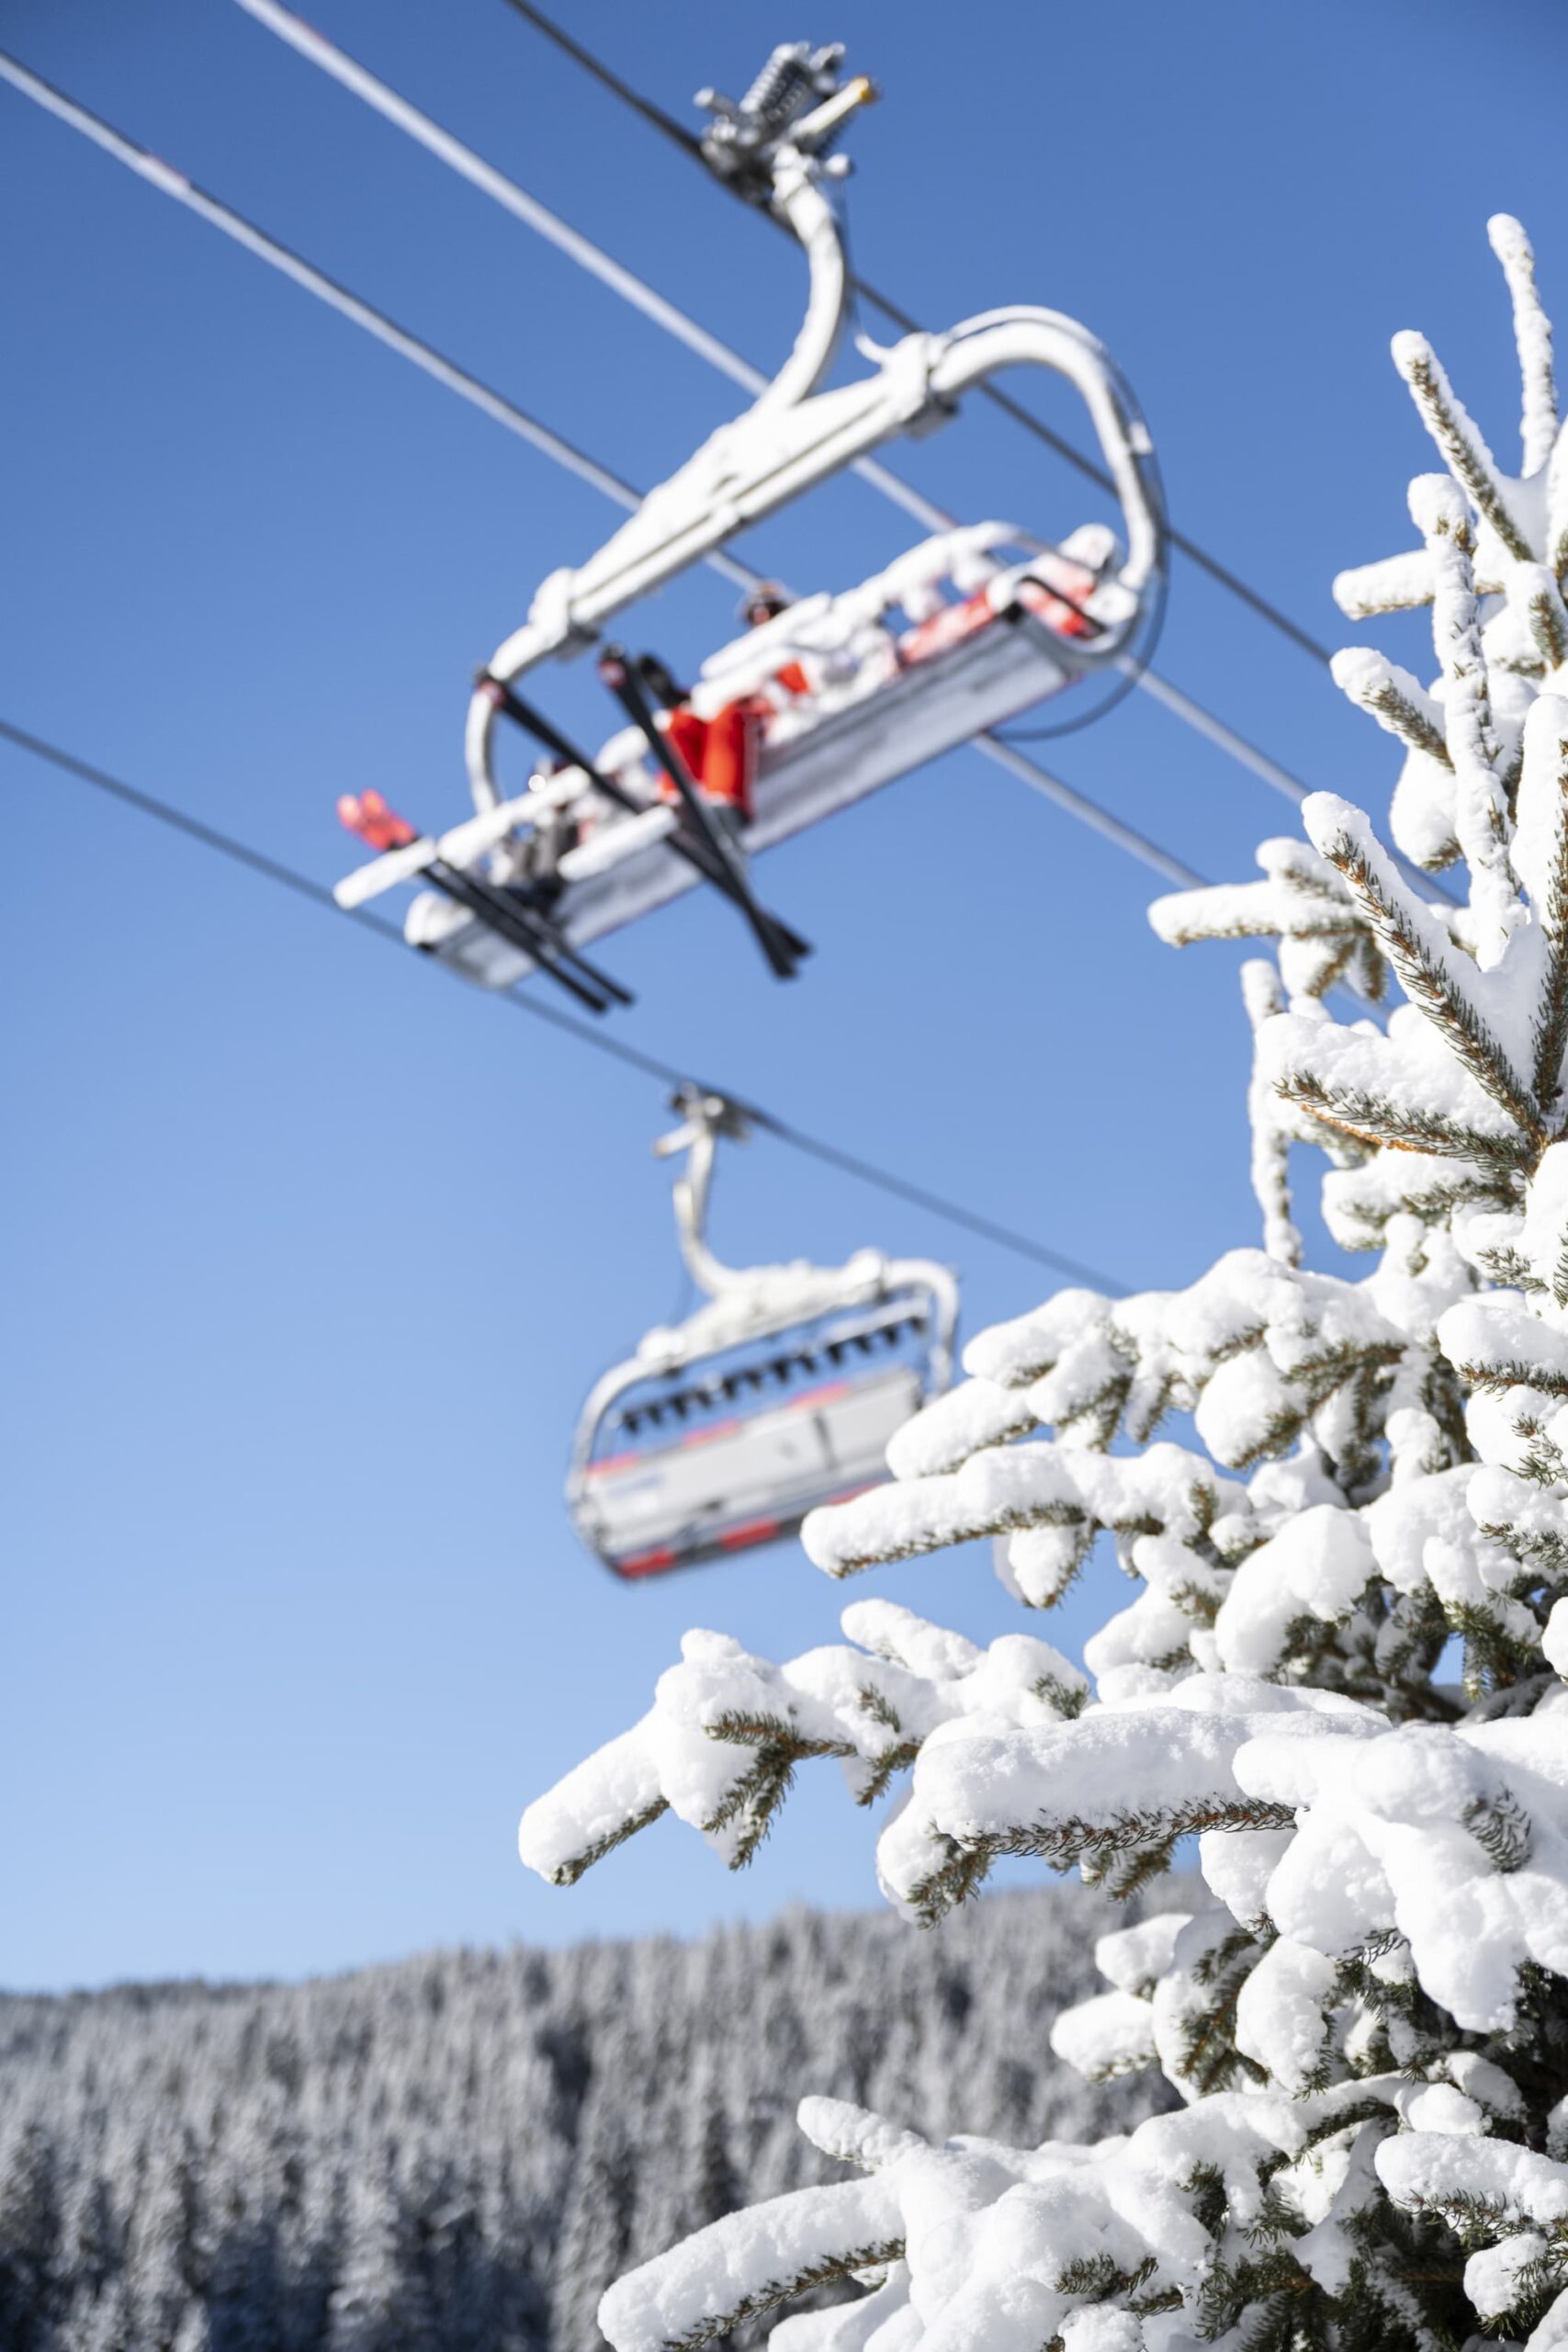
xmin=642 ymin=586 xmax=812 ymax=825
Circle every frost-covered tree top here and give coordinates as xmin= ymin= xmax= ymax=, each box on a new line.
xmin=522 ymin=216 xmax=1568 ymax=2352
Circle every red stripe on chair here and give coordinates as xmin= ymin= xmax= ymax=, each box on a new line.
xmin=615 ymin=1545 xmax=679 ymax=1578
xmin=718 ymin=1517 xmax=780 ymax=1552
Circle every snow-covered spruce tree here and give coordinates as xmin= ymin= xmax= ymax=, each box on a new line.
xmin=521 ymin=216 xmax=1568 ymax=2352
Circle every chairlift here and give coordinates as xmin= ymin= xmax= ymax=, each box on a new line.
xmin=333 ymin=42 xmax=1162 ymax=1006
xmin=567 ymin=1087 xmax=958 ymax=1579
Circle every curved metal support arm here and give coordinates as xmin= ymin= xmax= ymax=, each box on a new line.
xmin=654 ymin=1097 xmax=751 ymax=1299
xmin=757 ymin=157 xmax=850 ymax=415
xmin=929 ymin=310 xmax=1160 ymax=594
xmin=466 ymin=147 xmax=1161 ymax=817
xmin=464 ymin=146 xmax=852 ymax=813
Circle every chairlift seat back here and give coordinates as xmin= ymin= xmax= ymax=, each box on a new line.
xmin=568 ymin=1280 xmax=957 ymax=1579
xmin=579 ymin=1361 xmax=921 ymax=1577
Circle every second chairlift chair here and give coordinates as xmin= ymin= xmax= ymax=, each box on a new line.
xmin=567 ymin=1088 xmax=959 ymax=1579
xmin=335 ymin=41 xmax=1163 ymax=1006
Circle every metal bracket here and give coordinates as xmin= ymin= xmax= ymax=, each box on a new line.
xmin=697 ymin=43 xmax=874 ymax=201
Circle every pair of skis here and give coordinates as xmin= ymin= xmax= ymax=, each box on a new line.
xmin=413 ymin=852 xmax=631 ymax=1015
xmin=481 ymin=651 xmax=810 ymax=982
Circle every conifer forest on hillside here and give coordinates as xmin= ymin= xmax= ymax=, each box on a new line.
xmin=0 ymin=1891 xmax=1166 ymax=2351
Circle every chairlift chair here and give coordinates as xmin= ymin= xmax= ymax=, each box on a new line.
xmin=567 ymin=1089 xmax=958 ymax=1578
xmin=334 ymin=42 xmax=1163 ymax=1004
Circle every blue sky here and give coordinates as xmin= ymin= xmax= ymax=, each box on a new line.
xmin=5 ymin=0 xmax=1565 ymax=1990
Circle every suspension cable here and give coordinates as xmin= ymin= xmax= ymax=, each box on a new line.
xmin=237 ymin=0 xmax=764 ymax=401
xmin=970 ymin=738 xmax=1197 ymax=887
xmin=0 ymin=47 xmax=761 ymax=599
xmin=230 ymin=0 xmax=1004 ymax=548
xmin=221 ymin=6 xmax=1452 ymax=899
xmin=493 ymin=0 xmax=1336 ymax=667
xmin=224 ymin=4 xmax=1296 ymax=800
xmin=1118 ymin=671 xmax=1309 ymax=808
xmin=0 ymin=714 xmax=1127 ymax=1292
xmin=0 ymin=42 xmax=1203 ymax=893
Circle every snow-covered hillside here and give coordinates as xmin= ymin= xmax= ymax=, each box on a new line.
xmin=0 ymin=1889 xmax=1168 ymax=2351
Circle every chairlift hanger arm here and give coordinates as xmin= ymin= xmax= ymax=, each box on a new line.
xmin=651 ymin=1086 xmax=757 ymax=1299
xmin=662 ymin=1105 xmax=728 ymax=1298
xmin=496 ymin=4 xmax=1331 ymax=662
xmin=466 ymin=114 xmax=860 ymax=724
xmin=464 ymin=51 xmax=1159 ymax=814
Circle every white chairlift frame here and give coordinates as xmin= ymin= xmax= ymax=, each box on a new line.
xmin=462 ymin=63 xmax=1159 ymax=815
xmin=565 ymin=1091 xmax=959 ymax=1577
xmin=334 ymin=45 xmax=1163 ymax=990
